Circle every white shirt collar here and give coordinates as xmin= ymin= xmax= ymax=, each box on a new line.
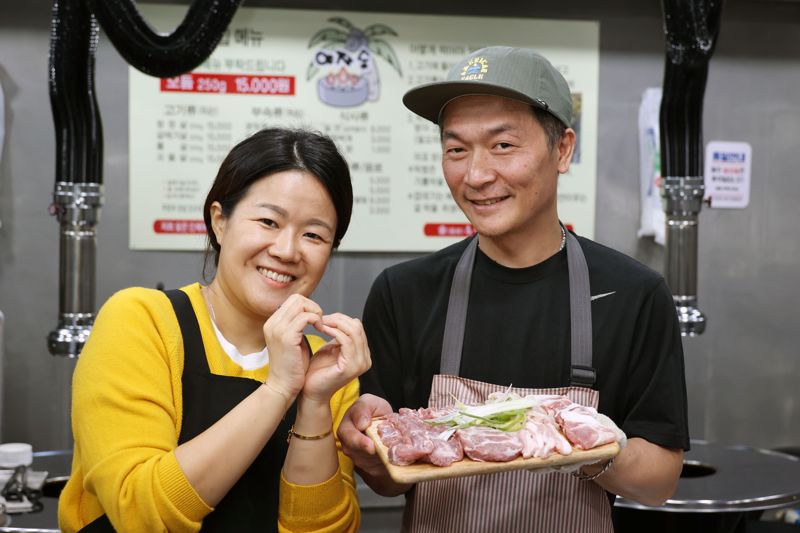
xmin=210 ymin=319 xmax=269 ymax=370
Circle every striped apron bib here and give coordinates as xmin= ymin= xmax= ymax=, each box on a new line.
xmin=403 ymin=230 xmax=614 ymax=533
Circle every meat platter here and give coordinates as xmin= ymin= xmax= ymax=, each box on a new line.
xmin=366 ymin=421 xmax=619 ymax=484
xmin=364 ymin=393 xmax=623 ymax=484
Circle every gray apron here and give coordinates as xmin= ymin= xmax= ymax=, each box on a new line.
xmin=402 ymin=230 xmax=614 ymax=533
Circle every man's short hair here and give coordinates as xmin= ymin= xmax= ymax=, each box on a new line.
xmin=531 ymin=106 xmax=567 ymax=153
xmin=437 ymin=103 xmax=567 ymax=154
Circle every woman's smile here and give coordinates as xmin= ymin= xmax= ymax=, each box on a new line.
xmin=257 ymin=266 xmax=296 ymax=285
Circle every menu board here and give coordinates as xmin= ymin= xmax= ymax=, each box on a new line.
xmin=129 ymin=6 xmax=599 ymax=251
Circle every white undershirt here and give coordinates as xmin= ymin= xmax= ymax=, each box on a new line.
xmin=210 ymin=320 xmax=269 ymax=370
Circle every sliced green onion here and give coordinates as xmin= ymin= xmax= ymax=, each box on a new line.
xmin=424 ymin=396 xmax=537 ymax=432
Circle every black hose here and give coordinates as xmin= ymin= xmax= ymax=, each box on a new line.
xmin=49 ymin=0 xmax=88 ymax=184
xmin=85 ymin=12 xmax=103 ymax=184
xmin=659 ymin=0 xmax=723 ymax=178
xmin=86 ymin=0 xmax=244 ymax=78
xmin=49 ymin=0 xmax=103 ymax=185
xmin=50 ymin=0 xmax=243 ymax=185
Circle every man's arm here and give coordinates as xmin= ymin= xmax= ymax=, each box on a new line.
xmin=588 ymin=278 xmax=688 ymax=506
xmin=581 ymin=437 xmax=683 ymax=506
xmin=337 ymin=394 xmax=413 ymax=497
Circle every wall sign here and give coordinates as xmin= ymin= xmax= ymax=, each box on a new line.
xmin=129 ymin=6 xmax=599 ymax=251
xmin=704 ymin=141 xmax=752 ymax=209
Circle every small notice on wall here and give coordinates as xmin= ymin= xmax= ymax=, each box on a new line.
xmin=704 ymin=141 xmax=751 ymax=209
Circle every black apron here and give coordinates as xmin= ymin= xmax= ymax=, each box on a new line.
xmin=80 ymin=289 xmax=296 ymax=532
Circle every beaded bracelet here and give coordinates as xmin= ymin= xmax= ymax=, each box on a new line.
xmin=287 ymin=426 xmax=333 ymax=444
xmin=571 ymin=458 xmax=614 ymax=481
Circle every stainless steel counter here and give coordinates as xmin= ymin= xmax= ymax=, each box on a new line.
xmin=616 ymin=439 xmax=800 ymax=513
xmin=5 ymin=442 xmax=799 ymax=532
xmin=613 ymin=439 xmax=800 ymax=533
xmin=0 ymin=452 xmax=408 ymax=533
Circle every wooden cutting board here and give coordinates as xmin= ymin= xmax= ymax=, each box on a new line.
xmin=365 ymin=418 xmax=619 ymax=485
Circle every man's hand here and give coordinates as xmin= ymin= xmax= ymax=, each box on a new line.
xmin=337 ymin=393 xmax=413 ymax=497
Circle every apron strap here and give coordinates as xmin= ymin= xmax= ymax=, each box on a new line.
xmin=164 ymin=289 xmax=210 ymax=374
xmin=77 ymin=513 xmax=114 ymax=532
xmin=564 ymin=230 xmax=595 ymax=387
xmin=440 ymin=227 xmax=597 ymax=387
xmin=440 ymin=236 xmax=478 ymax=376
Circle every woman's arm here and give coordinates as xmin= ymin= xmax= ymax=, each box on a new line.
xmin=279 ymin=312 xmax=371 ymax=532
xmin=175 ymin=293 xmax=320 ymax=506
xmin=282 ymin=396 xmax=338 ymax=483
xmin=68 ymin=289 xmax=212 ymax=532
xmin=278 ymin=384 xmax=361 ymax=533
xmin=173 ymin=383 xmax=292 ymax=506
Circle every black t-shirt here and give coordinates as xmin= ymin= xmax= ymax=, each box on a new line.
xmin=360 ymin=234 xmax=690 ymax=451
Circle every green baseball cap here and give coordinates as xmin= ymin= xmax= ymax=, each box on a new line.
xmin=403 ymin=46 xmax=573 ymax=127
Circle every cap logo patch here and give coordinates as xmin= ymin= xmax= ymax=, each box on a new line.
xmin=460 ymin=57 xmax=489 ymax=81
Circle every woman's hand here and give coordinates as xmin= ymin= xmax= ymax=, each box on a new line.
xmin=302 ymin=313 xmax=372 ymax=403
xmin=262 ymin=294 xmax=324 ymax=402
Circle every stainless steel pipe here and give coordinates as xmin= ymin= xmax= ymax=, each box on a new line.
xmin=662 ymin=176 xmax=705 ymax=336
xmin=48 ymin=182 xmax=102 ymax=357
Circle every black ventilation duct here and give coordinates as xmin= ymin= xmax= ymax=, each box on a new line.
xmin=48 ymin=0 xmax=243 ymax=357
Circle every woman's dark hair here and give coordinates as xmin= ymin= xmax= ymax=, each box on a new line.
xmin=203 ymin=128 xmax=353 ymax=274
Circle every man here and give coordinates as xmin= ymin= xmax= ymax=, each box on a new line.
xmin=338 ymin=46 xmax=689 ymax=532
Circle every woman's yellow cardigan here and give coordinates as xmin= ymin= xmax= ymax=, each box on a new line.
xmin=58 ymin=283 xmax=360 ymax=532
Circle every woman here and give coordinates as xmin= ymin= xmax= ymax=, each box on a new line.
xmin=58 ymin=128 xmax=370 ymax=532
